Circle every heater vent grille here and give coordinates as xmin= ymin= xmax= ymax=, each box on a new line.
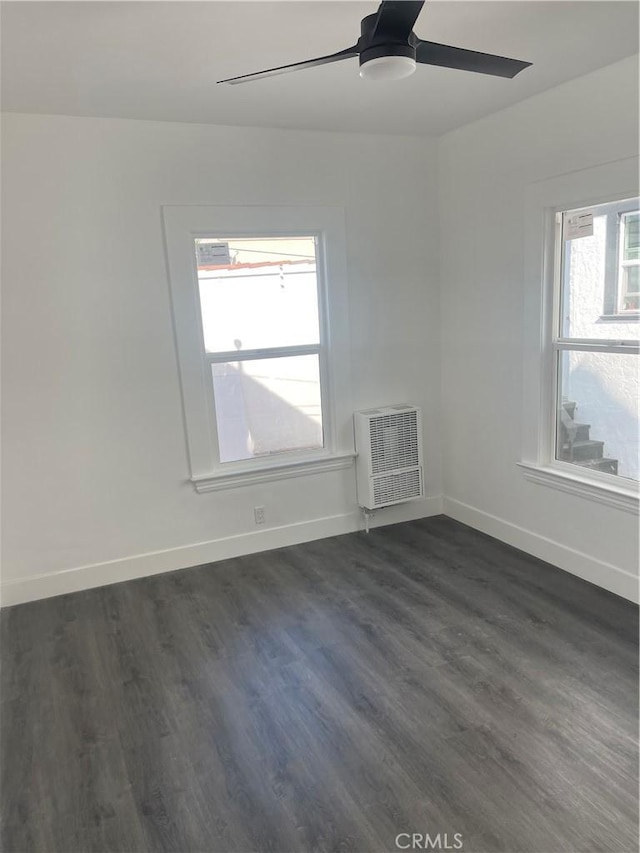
xmin=373 ymin=468 xmax=422 ymax=506
xmin=369 ymin=410 xmax=419 ymax=474
xmin=354 ymin=405 xmax=424 ymax=510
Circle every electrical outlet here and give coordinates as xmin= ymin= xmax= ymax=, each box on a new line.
xmin=254 ymin=506 xmax=266 ymax=525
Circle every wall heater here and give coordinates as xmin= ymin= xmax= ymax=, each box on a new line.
xmin=354 ymin=405 xmax=424 ymax=511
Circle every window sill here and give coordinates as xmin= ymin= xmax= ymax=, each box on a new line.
xmin=191 ymin=452 xmax=355 ymax=493
xmin=517 ymin=462 xmax=639 ymax=514
xmin=597 ymin=313 xmax=640 ymax=323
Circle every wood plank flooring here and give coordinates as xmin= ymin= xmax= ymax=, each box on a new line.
xmin=1 ymin=516 xmax=638 ymax=853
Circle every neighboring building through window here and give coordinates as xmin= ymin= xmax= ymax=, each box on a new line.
xmin=554 ymin=197 xmax=639 ymax=482
xmin=194 ymin=236 xmax=324 ymax=463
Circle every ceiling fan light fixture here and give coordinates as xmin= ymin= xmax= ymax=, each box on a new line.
xmin=359 ymin=54 xmax=417 ymax=81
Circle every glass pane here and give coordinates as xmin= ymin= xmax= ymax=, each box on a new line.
xmin=212 ymin=355 xmax=323 ymax=463
xmin=560 ymin=200 xmax=640 ymax=338
xmin=556 ymin=350 xmax=639 ymax=481
xmin=622 ymin=264 xmax=640 ymax=294
xmin=621 ymin=293 xmax=640 ymax=312
xmin=623 ymin=213 xmax=640 ymax=261
xmin=195 ymin=236 xmax=320 ymax=353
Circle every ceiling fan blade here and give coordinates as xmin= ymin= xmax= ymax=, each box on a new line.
xmin=370 ymin=1 xmax=425 ymax=41
xmin=416 ymin=40 xmax=531 ymax=78
xmin=217 ymin=45 xmax=359 ymax=85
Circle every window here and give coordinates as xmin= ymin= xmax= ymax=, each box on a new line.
xmin=599 ymin=200 xmax=640 ymax=318
xmin=521 ymin=158 xmax=639 ymax=512
xmin=555 ymin=199 xmax=639 ymax=483
xmin=618 ymin=211 xmax=639 ymax=313
xmin=163 ymin=206 xmax=354 ymax=492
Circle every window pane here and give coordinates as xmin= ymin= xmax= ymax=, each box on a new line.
xmin=556 ymin=350 xmax=639 ymax=481
xmin=195 ymin=236 xmax=320 ymax=352
xmin=212 ymin=355 xmax=323 ymax=463
xmin=560 ymin=200 xmax=640 ymax=336
xmin=623 ymin=213 xmax=640 ymax=261
xmin=624 ymin=265 xmax=640 ymax=294
xmin=621 ymin=292 xmax=640 ymax=312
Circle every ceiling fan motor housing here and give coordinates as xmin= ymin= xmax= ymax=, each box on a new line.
xmin=359 ymin=42 xmax=416 ymax=67
xmin=358 ymin=12 xmax=417 ymax=68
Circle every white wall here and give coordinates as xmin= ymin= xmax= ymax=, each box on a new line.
xmin=438 ymin=55 xmax=639 ymax=601
xmin=1 ymin=114 xmax=442 ymax=604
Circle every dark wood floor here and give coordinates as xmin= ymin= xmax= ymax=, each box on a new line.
xmin=1 ymin=516 xmax=638 ymax=853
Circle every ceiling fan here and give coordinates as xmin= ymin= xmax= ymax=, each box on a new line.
xmin=217 ymin=0 xmax=531 ymax=85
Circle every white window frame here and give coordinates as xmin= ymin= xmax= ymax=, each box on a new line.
xmin=520 ymin=158 xmax=639 ymax=514
xmin=163 ymin=205 xmax=354 ymax=492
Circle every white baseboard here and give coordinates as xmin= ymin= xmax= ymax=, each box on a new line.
xmin=5 ymin=494 xmax=635 ymax=607
xmin=443 ymin=497 xmax=639 ymax=604
xmin=0 ymin=496 xmax=443 ymax=607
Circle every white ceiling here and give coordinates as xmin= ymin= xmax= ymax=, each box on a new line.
xmin=1 ymin=1 xmax=638 ymax=137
